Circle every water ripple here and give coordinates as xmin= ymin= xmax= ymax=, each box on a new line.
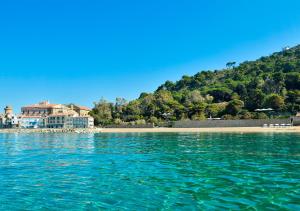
xmin=0 ymin=133 xmax=299 ymax=210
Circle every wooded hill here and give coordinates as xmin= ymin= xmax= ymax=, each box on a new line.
xmin=90 ymin=45 xmax=300 ymax=126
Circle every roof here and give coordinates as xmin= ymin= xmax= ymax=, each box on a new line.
xmin=22 ymin=103 xmax=61 ymax=109
xmin=73 ymin=105 xmax=91 ymax=111
xmin=255 ymin=108 xmax=274 ymax=112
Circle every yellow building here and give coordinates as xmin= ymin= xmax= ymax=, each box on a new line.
xmin=20 ymin=101 xmax=93 ymax=128
xmin=21 ymin=101 xmax=73 ymax=117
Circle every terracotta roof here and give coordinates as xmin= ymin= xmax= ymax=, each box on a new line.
xmin=22 ymin=104 xmax=61 ymax=109
xmin=22 ymin=102 xmax=91 ymax=111
xmin=74 ymin=105 xmax=91 ymax=111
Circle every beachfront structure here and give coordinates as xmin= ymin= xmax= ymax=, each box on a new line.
xmin=19 ymin=116 xmax=45 ymax=128
xmin=46 ymin=115 xmax=94 ymax=128
xmin=0 ymin=106 xmax=20 ymax=128
xmin=19 ymin=101 xmax=94 ymax=129
xmin=21 ymin=101 xmax=74 ymax=117
xmin=72 ymin=116 xmax=94 ymax=128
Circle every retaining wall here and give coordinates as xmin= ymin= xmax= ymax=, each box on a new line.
xmin=172 ymin=118 xmax=293 ymax=128
xmin=293 ymin=117 xmax=300 ymax=126
xmin=105 ymin=123 xmax=154 ymax=128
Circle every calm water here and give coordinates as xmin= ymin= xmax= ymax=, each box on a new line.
xmin=0 ymin=133 xmax=300 ymax=210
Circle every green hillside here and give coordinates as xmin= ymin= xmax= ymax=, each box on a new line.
xmin=91 ymin=45 xmax=300 ymax=125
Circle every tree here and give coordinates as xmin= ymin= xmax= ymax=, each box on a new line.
xmin=254 ymin=112 xmax=269 ymax=119
xmin=114 ymin=97 xmax=127 ymax=118
xmin=157 ymin=80 xmax=175 ymax=91
xmin=226 ymin=61 xmax=236 ymax=69
xmin=190 ymin=102 xmax=206 ymax=117
xmin=222 ymin=114 xmax=235 ymax=120
xmin=90 ymin=98 xmax=113 ymax=126
xmin=225 ymin=99 xmax=244 ymax=116
xmin=184 ymin=90 xmax=205 ymax=106
xmin=264 ymin=94 xmax=285 ymax=110
xmin=245 ymin=89 xmax=266 ymax=111
xmin=235 ymin=84 xmax=247 ymax=99
xmin=90 ymin=44 xmax=300 ymax=123
xmin=285 ymin=72 xmax=300 ymax=90
xmin=115 ymin=97 xmax=127 ymax=107
xmin=239 ymin=111 xmax=253 ymax=119
xmin=286 ymin=90 xmax=300 ymax=104
xmin=286 ymin=90 xmax=300 ymax=113
xmin=208 ymin=88 xmax=232 ymax=103
xmin=123 ymin=100 xmax=142 ymax=121
xmin=149 ymin=116 xmax=159 ymax=125
xmin=205 ymin=103 xmax=225 ymax=118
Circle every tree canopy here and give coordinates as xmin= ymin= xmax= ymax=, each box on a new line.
xmin=90 ymin=45 xmax=300 ymax=125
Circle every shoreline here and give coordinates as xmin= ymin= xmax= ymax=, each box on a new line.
xmin=0 ymin=126 xmax=299 ymax=134
xmin=101 ymin=127 xmax=300 ymax=133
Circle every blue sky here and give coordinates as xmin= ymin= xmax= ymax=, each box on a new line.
xmin=1 ymin=0 xmax=300 ymax=112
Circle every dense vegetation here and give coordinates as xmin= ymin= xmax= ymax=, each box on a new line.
xmin=90 ymin=45 xmax=300 ymax=126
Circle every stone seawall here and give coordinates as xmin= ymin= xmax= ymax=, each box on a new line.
xmin=0 ymin=128 xmax=103 ymax=134
xmin=172 ymin=118 xmax=293 ymax=128
xmin=105 ymin=124 xmax=154 ymax=128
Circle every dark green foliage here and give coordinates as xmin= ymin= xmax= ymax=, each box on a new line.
xmin=264 ymin=94 xmax=285 ymax=110
xmin=225 ymin=100 xmax=244 ymax=116
xmin=90 ymin=45 xmax=300 ymax=125
xmin=285 ymin=72 xmax=300 ymax=90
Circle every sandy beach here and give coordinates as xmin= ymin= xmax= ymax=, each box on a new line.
xmin=100 ymin=126 xmax=300 ymax=133
xmin=0 ymin=127 xmax=299 ymax=134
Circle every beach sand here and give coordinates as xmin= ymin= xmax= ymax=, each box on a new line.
xmin=101 ymin=126 xmax=300 ymax=133
xmin=0 ymin=127 xmax=299 ymax=133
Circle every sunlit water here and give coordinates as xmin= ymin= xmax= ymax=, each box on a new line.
xmin=0 ymin=132 xmax=299 ymax=210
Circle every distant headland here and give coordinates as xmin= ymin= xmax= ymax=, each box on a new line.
xmin=89 ymin=45 xmax=300 ymax=127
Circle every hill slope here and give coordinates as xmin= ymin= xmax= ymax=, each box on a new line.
xmin=91 ymin=45 xmax=300 ymax=125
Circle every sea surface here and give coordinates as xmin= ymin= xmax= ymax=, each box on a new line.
xmin=0 ymin=132 xmax=299 ymax=210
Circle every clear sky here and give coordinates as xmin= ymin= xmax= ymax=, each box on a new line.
xmin=1 ymin=0 xmax=300 ymax=113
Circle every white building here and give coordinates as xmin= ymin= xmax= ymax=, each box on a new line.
xmin=19 ymin=116 xmax=45 ymax=129
xmin=0 ymin=102 xmax=94 ymax=129
xmin=46 ymin=115 xmax=94 ymax=129
xmin=19 ymin=101 xmax=94 ymax=129
xmin=0 ymin=106 xmax=20 ymax=128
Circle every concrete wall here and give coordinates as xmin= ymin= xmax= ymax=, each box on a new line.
xmin=172 ymin=118 xmax=293 ymax=128
xmin=293 ymin=117 xmax=300 ymax=126
xmin=105 ymin=123 xmax=154 ymax=128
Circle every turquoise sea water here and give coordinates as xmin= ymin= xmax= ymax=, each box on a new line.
xmin=0 ymin=133 xmax=299 ymax=210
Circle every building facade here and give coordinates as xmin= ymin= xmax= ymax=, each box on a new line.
xmin=0 ymin=106 xmax=20 ymax=128
xmin=21 ymin=101 xmax=74 ymax=117
xmin=46 ymin=115 xmax=94 ymax=128
xmin=19 ymin=117 xmax=45 ymax=128
xmin=20 ymin=101 xmax=94 ymax=129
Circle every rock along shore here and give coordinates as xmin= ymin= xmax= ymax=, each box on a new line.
xmin=0 ymin=128 xmax=103 ymax=134
xmin=1 ymin=126 xmax=300 ymax=134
